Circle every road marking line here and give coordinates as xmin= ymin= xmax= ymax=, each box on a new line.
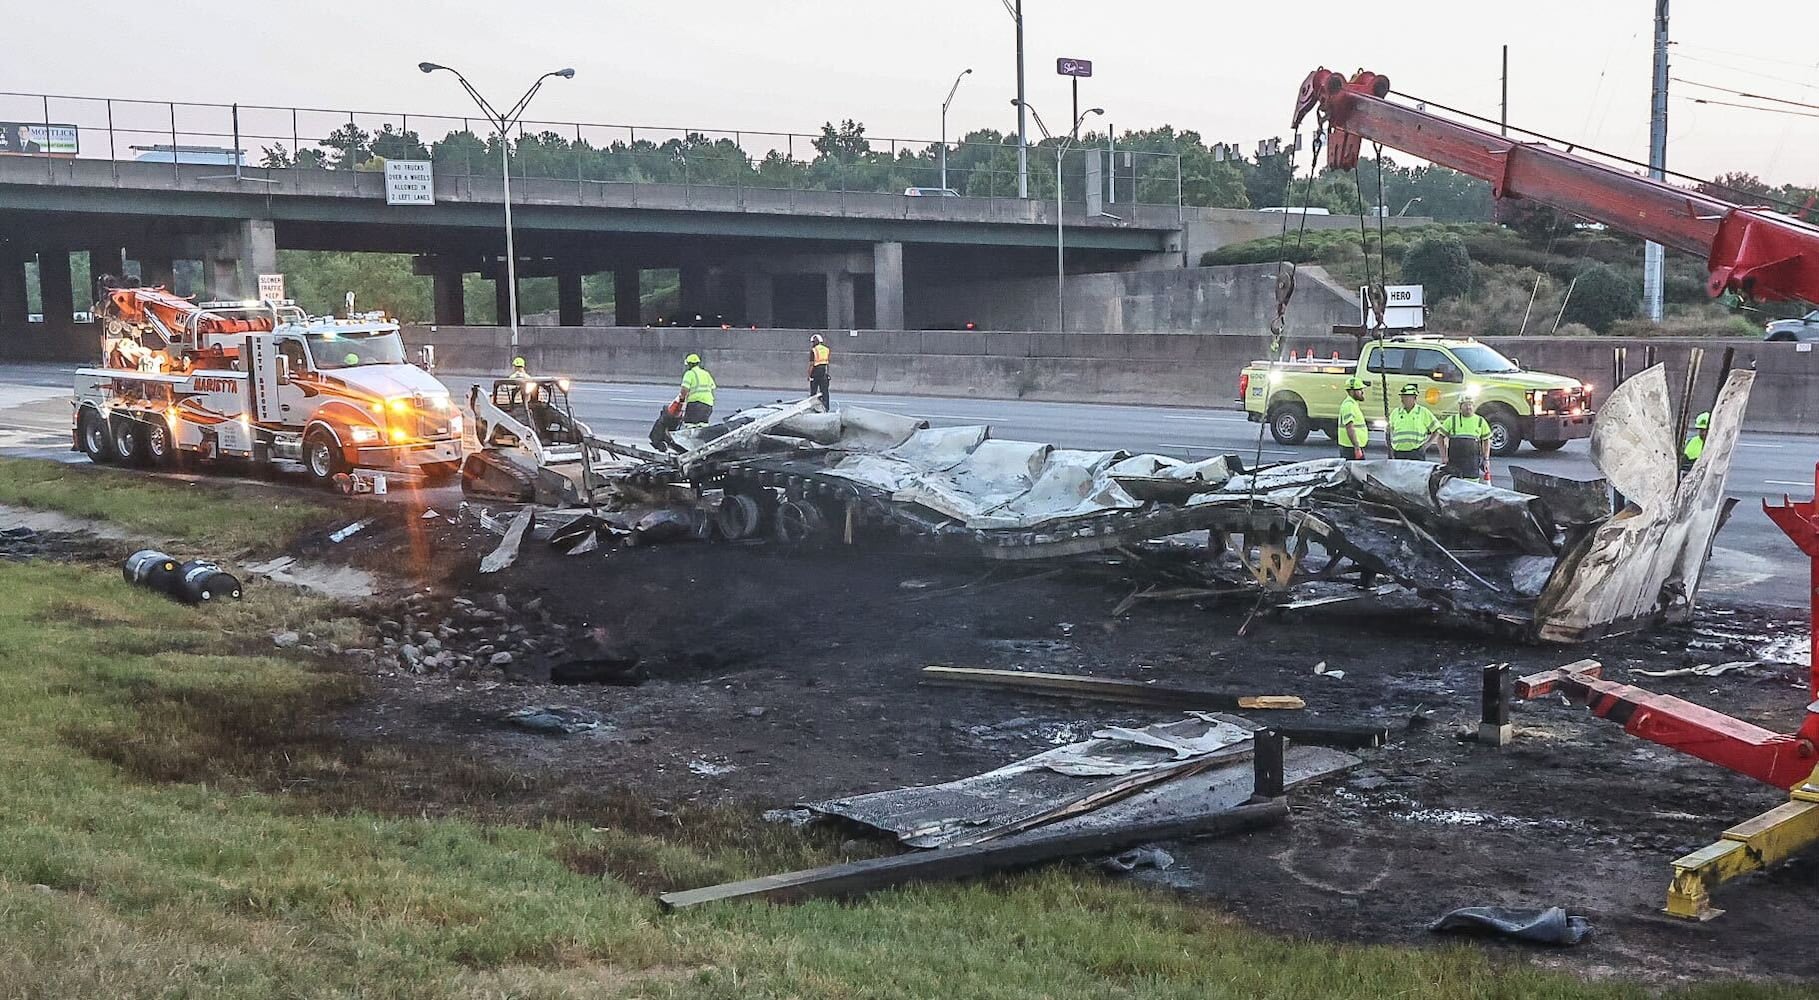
xmin=1737 ymin=443 xmax=1783 ymax=449
xmin=1764 ymin=480 xmax=1813 ymax=487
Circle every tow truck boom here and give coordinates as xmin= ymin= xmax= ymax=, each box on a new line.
xmin=1293 ymin=67 xmax=1819 ymax=304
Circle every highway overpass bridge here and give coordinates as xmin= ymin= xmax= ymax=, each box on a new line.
xmin=0 ymin=91 xmax=1414 ymax=358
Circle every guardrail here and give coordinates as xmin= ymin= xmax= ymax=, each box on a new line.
xmin=0 ymin=90 xmax=1183 ymax=211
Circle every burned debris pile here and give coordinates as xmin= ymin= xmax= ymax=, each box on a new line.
xmin=479 ymin=364 xmax=1751 ymax=645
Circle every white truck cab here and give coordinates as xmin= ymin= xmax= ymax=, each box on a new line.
xmin=74 ymin=292 xmax=462 ymax=487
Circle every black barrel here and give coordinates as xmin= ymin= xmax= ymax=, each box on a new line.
xmin=171 ymin=560 xmax=243 ymax=604
xmin=123 ymin=549 xmax=180 ymax=592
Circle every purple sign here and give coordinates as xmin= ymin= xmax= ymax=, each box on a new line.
xmin=1056 ymin=57 xmax=1093 ymax=78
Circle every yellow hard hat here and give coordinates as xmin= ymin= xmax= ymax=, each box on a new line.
xmin=1400 ymin=382 xmax=1420 ymax=396
xmin=1345 ymin=376 xmax=1368 ymax=391
xmin=684 ymin=353 xmax=701 ymax=365
xmin=512 ymin=356 xmax=526 ymax=368
xmin=1694 ymin=412 xmax=1710 ymax=429
xmin=343 ymin=352 xmax=360 ymax=366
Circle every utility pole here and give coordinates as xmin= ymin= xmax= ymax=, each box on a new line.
xmin=1644 ymin=0 xmax=1669 ymax=321
xmin=1500 ymin=45 xmax=1508 ymax=136
xmin=1013 ymin=0 xmax=1028 ymax=198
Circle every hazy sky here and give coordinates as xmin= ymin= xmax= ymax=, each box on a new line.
xmin=6 ymin=1 xmax=1816 ymax=186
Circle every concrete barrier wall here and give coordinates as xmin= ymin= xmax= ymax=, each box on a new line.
xmin=910 ymin=263 xmax=1362 ymax=334
xmin=404 ymin=324 xmax=1818 ymax=434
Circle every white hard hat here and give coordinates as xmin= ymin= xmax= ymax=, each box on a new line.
xmin=810 ymin=333 xmax=825 ymax=344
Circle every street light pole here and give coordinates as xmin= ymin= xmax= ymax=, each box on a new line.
xmin=1014 ymin=100 xmax=1102 ymax=331
xmin=419 ymin=62 xmax=574 ymax=358
xmin=997 ymin=0 xmax=1028 ymax=197
xmin=941 ymin=68 xmax=973 ymax=192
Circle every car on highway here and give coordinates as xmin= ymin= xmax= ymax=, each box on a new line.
xmin=1763 ymin=309 xmax=1819 ymax=342
xmin=903 ymin=187 xmax=961 ymax=197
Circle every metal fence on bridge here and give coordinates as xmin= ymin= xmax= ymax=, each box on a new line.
xmin=0 ymin=90 xmax=1183 ymax=212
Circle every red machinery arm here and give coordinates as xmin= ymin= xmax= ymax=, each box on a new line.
xmin=1292 ymin=67 xmax=1819 ymax=303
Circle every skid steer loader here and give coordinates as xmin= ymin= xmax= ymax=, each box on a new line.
xmin=460 ymin=377 xmax=621 ymax=506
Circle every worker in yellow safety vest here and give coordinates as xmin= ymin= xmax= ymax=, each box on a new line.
xmin=1337 ymin=376 xmax=1370 ymax=460
xmin=1681 ymin=411 xmax=1709 ymax=472
xmin=677 ymin=353 xmax=717 ymax=426
xmin=808 ymin=334 xmax=832 ymax=408
xmin=1438 ymin=395 xmax=1493 ymax=481
xmin=1388 ymin=383 xmax=1441 ymax=460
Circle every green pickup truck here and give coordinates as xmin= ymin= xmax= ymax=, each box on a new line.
xmin=1238 ymin=336 xmax=1594 ymax=456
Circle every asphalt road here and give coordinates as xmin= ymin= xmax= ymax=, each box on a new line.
xmin=2 ymin=362 xmax=1812 ymax=608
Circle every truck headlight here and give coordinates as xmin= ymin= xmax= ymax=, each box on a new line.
xmin=349 ymin=425 xmax=379 ymax=444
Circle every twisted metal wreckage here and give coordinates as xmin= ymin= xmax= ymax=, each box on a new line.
xmin=477 ymin=364 xmax=1751 ymax=644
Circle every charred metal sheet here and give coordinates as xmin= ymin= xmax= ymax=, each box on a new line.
xmin=1532 ymin=366 xmax=1754 ymax=641
xmin=1508 ymin=466 xmax=1613 ymax=528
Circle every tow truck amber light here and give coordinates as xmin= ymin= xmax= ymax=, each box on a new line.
xmin=387 ymin=397 xmax=411 ymax=414
xmin=390 ymin=427 xmax=409 ymax=443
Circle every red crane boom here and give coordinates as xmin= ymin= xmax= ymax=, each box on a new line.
xmin=1291 ymin=67 xmax=1819 ymax=304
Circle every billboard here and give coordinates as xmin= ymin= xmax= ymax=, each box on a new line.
xmin=0 ymin=123 xmax=78 ymax=155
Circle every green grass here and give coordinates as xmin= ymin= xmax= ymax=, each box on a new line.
xmin=0 ymin=559 xmax=1809 ymax=998
xmin=0 ymin=458 xmax=338 ymax=552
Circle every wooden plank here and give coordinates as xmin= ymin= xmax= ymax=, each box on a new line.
xmin=657 ymin=798 xmax=1288 ymax=911
xmin=921 ymin=665 xmax=1305 ymax=712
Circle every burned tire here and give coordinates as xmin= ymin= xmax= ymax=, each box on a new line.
xmin=1483 ymin=407 xmax=1522 ymax=457
xmin=110 ymin=418 xmax=145 ymax=466
xmin=1530 ymin=439 xmax=1567 ymax=453
xmin=1268 ymin=401 xmax=1311 ymax=445
xmin=77 ymin=408 xmax=116 ymax=464
xmin=715 ymin=493 xmax=763 ymax=540
xmin=303 ymin=428 xmax=346 ymax=485
xmin=773 ymin=499 xmax=826 ymax=544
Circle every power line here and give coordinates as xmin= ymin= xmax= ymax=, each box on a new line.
xmin=1671 ymin=77 xmax=1819 ymax=113
xmin=1671 ymin=52 xmax=1819 ymax=92
xmin=1684 ymin=95 xmax=1819 ymax=121
xmin=1673 ymin=42 xmax=1819 ymax=74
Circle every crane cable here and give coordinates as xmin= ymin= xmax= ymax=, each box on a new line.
xmin=1248 ymin=123 xmax=1323 ymax=510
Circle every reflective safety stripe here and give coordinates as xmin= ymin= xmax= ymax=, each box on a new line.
xmin=1388 ymin=405 xmax=1439 ymax=452
xmin=682 ymin=367 xmax=717 ymax=406
xmin=811 ymin=344 xmax=831 ymax=366
xmin=1337 ymin=398 xmax=1368 ymax=448
xmin=1442 ymin=413 xmax=1491 ymax=440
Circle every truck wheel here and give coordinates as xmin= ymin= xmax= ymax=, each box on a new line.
xmin=303 ymin=428 xmax=346 ymax=485
xmin=1268 ymin=402 xmax=1311 ymax=445
xmin=143 ymin=419 xmax=177 ymax=466
xmin=78 ymin=408 xmax=116 ymax=464
xmin=1531 ymin=440 xmax=1567 ymax=453
xmin=1484 ymin=408 xmax=1523 ymax=457
xmin=110 ymin=418 xmax=145 ymax=466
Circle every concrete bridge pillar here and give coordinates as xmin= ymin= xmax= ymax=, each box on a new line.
xmin=743 ymin=273 xmax=774 ymax=328
xmin=493 ymin=274 xmax=516 ymax=327
xmin=614 ymin=268 xmax=641 ymax=326
xmin=872 ymin=241 xmax=904 ymax=330
xmin=38 ymin=250 xmax=75 ymax=340
xmin=200 ymin=219 xmax=277 ymax=300
xmin=0 ymin=258 xmax=28 ymax=339
xmin=87 ymin=247 xmax=123 ymax=301
xmin=431 ymin=264 xmax=465 ymax=326
xmin=557 ymin=267 xmax=585 ymax=327
xmin=824 ymin=270 xmax=855 ymax=331
xmin=135 ymin=256 xmax=174 ymax=291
